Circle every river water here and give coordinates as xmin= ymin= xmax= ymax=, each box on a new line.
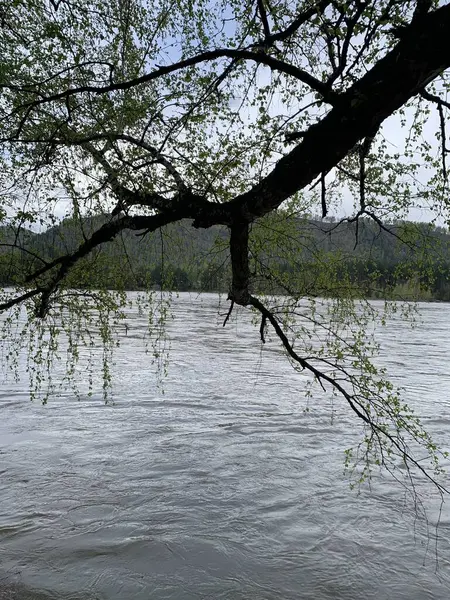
xmin=1 ymin=293 xmax=450 ymax=599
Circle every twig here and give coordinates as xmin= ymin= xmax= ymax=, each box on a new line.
xmin=321 ymin=172 xmax=327 ymax=218
xmin=223 ymin=299 xmax=234 ymax=327
xmin=259 ymin=314 xmax=267 ymax=343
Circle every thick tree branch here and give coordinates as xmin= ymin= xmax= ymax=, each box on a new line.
xmin=25 ymin=211 xmax=187 ymax=317
xmin=0 ymin=288 xmax=43 ymax=312
xmin=256 ymin=0 xmax=271 ymax=40
xmin=229 ymin=222 xmax=251 ymax=306
xmin=227 ymin=4 xmax=450 ymax=221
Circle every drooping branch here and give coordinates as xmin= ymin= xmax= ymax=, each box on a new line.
xmin=0 ymin=243 xmax=50 ymax=265
xmin=248 ymin=295 xmax=448 ymax=494
xmin=321 ymin=172 xmax=327 ymax=218
xmin=358 ymin=130 xmax=378 ymax=216
xmin=437 ymin=103 xmax=448 ymax=184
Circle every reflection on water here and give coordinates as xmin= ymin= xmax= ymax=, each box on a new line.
xmin=0 ymin=294 xmax=450 ymax=599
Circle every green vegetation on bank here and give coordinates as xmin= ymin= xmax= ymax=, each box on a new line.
xmin=2 ymin=214 xmax=449 ymax=300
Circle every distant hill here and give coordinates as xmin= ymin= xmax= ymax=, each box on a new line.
xmin=1 ymin=213 xmax=450 ymax=299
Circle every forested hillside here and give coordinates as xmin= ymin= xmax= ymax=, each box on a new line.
xmin=1 ymin=214 xmax=450 ymax=300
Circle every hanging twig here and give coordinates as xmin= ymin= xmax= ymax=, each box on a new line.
xmin=321 ymin=172 xmax=327 ymax=218
xmin=223 ymin=299 xmax=234 ymax=327
xmin=259 ymin=314 xmax=267 ymax=343
xmin=437 ymin=101 xmax=448 ymax=184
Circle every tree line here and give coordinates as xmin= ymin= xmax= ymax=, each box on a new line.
xmin=1 ymin=215 xmax=450 ymax=300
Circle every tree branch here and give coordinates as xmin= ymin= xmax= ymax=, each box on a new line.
xmin=27 ymin=212 xmax=185 ymax=318
xmin=266 ymin=0 xmax=332 ymax=45
xmin=56 ymin=132 xmax=189 ymax=194
xmin=248 ymin=295 xmax=448 ymax=494
xmin=229 ymin=222 xmax=251 ymax=306
xmin=226 ymin=4 xmax=450 ymax=221
xmin=9 ymin=48 xmax=338 ymax=114
xmin=420 ymin=88 xmax=450 ymax=111
xmin=0 ymin=288 xmax=43 ymax=312
xmin=256 ymin=0 xmax=271 ymax=40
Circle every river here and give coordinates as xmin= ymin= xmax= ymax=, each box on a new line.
xmin=1 ymin=293 xmax=450 ymax=599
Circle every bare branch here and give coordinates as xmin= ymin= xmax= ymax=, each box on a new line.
xmin=222 ymin=299 xmax=234 ymax=327
xmin=256 ymin=0 xmax=271 ymax=40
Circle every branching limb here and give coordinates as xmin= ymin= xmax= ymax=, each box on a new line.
xmin=43 ymin=132 xmax=190 ymax=195
xmin=8 ymin=47 xmax=339 ymax=116
xmin=266 ymin=0 xmax=332 ymax=45
xmin=420 ymin=88 xmax=450 ymax=112
xmin=248 ymin=295 xmax=448 ymax=494
xmin=22 ymin=212 xmax=185 ymax=317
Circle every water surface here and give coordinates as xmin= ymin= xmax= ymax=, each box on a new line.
xmin=1 ymin=294 xmax=449 ymax=599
